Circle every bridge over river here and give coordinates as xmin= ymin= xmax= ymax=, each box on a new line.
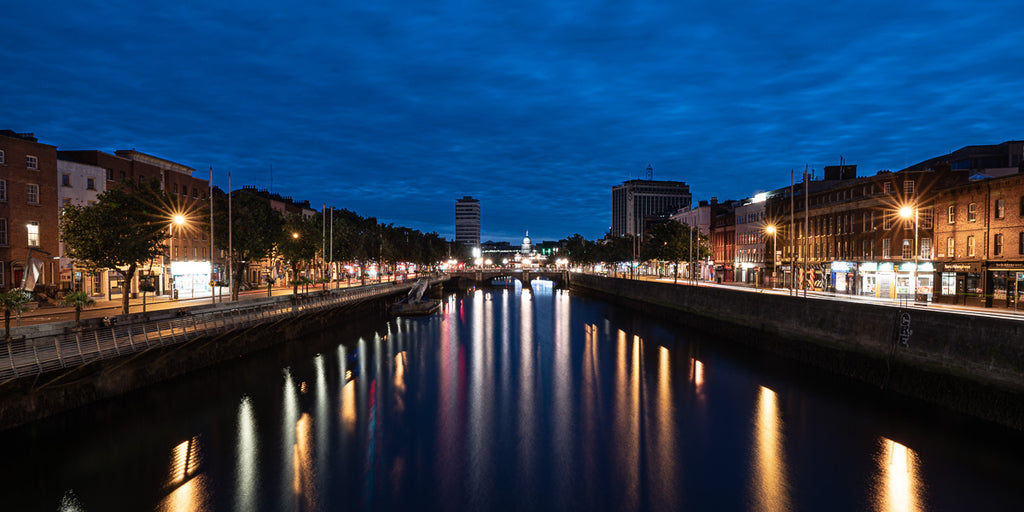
xmin=447 ymin=269 xmax=571 ymax=287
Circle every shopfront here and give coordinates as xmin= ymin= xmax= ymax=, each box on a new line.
xmin=934 ymin=262 xmax=982 ymax=306
xmin=858 ymin=262 xmax=896 ymax=299
xmin=829 ymin=261 xmax=858 ymax=294
xmin=170 ymin=261 xmax=212 ymax=299
xmin=985 ymin=261 xmax=1024 ymax=309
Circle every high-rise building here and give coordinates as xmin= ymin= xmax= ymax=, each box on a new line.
xmin=455 ymin=196 xmax=480 ymax=247
xmin=612 ymin=178 xmax=691 ymax=236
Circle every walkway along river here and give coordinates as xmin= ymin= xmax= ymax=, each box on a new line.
xmin=0 ymin=281 xmax=1021 ymax=510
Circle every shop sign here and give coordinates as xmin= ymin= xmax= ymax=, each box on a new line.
xmin=898 ymin=262 xmax=916 ymax=271
xmin=831 ymin=261 xmax=856 ymax=272
xmin=987 ymin=261 xmax=1024 ymax=270
xmin=941 ymin=262 xmax=976 ymax=272
xmin=877 ymin=262 xmax=894 ymax=272
xmin=860 ymin=262 xmax=878 ymax=272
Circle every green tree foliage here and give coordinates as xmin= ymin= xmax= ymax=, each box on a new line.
xmin=59 ymin=291 xmax=95 ymax=328
xmin=60 ymin=179 xmax=168 ymax=315
xmin=278 ymin=214 xmax=320 ymax=294
xmin=212 ymin=188 xmax=284 ymax=300
xmin=563 ymin=233 xmax=594 ymax=266
xmin=0 ymin=289 xmax=32 ymax=340
xmin=641 ymin=221 xmax=693 ymax=281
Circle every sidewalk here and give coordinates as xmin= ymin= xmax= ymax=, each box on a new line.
xmin=13 ymin=278 xmax=402 ymax=327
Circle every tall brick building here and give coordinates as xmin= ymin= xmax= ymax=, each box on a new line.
xmin=0 ymin=130 xmax=60 ymax=292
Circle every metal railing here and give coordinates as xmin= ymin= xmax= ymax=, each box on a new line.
xmin=0 ymin=280 xmax=427 ymax=384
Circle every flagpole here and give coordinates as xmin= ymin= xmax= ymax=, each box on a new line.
xmin=329 ymin=207 xmax=334 ymax=290
xmin=228 ymin=172 xmax=234 ymax=299
xmin=210 ymin=165 xmax=215 ymax=304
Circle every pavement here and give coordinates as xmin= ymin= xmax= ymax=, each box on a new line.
xmin=12 ymin=278 xmax=387 ymax=327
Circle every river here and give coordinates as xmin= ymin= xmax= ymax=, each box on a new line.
xmin=1 ymin=281 xmax=1021 ymax=511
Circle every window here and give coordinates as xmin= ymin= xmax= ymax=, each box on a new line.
xmin=921 ymin=238 xmax=932 ymax=259
xmin=948 ymin=204 xmax=956 ymax=223
xmin=994 ymin=234 xmax=1003 ymax=256
xmin=968 ymin=236 xmax=976 ymax=257
xmin=883 ymin=213 xmax=893 ymax=230
xmin=106 ymin=168 xmax=114 ymax=180
xmin=947 ymin=237 xmax=955 ymax=257
xmin=26 ymin=155 xmax=38 ymax=169
xmin=86 ymin=177 xmax=95 ymax=190
xmin=904 ymin=180 xmax=915 ymax=196
xmin=0 ymin=179 xmax=6 ymax=201
xmin=968 ymin=203 xmax=977 ymax=222
xmin=203 ymin=247 xmax=207 ymax=260
xmin=26 ymin=184 xmax=39 ymax=205
xmin=1020 ymin=232 xmax=1024 ymax=255
xmin=920 ymin=208 xmax=933 ymax=229
xmin=27 ymin=221 xmax=39 ymax=247
xmin=193 ymin=247 xmax=198 ymax=259
xmin=192 ymin=187 xmax=198 ymax=199
xmin=0 ymin=218 xmax=7 ymax=246
xmin=120 ymin=171 xmax=126 ymax=180
xmin=173 ymin=183 xmax=178 ymax=194
xmin=0 ymin=149 xmax=4 ymax=164
xmin=883 ymin=239 xmax=891 ymax=259
xmin=996 ymin=199 xmax=1005 ymax=219
xmin=884 ymin=182 xmax=893 ymax=194
xmin=61 ymin=173 xmax=71 ymax=187
xmin=902 ymin=239 xmax=913 ymax=259
xmin=0 ymin=261 xmax=4 ymax=287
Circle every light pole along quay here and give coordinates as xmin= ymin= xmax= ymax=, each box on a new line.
xmin=899 ymin=204 xmax=919 ymax=302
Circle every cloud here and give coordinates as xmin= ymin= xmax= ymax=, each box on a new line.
xmin=4 ymin=0 xmax=1024 ymax=242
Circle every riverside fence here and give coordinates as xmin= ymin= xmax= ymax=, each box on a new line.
xmin=1 ymin=280 xmax=433 ymax=384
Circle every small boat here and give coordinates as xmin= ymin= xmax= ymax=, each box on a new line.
xmin=389 ymin=279 xmax=441 ymax=316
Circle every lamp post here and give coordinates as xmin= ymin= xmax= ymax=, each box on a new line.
xmin=766 ymin=225 xmax=777 ymax=289
xmin=899 ymin=206 xmax=919 ymax=302
xmin=169 ymin=214 xmax=186 ymax=298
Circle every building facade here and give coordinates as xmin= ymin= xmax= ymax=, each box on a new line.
xmin=612 ymin=179 xmax=691 ymax=237
xmin=455 ymin=196 xmax=480 ymax=248
xmin=0 ymin=130 xmax=60 ymax=293
xmin=56 ymin=157 xmax=107 ymax=294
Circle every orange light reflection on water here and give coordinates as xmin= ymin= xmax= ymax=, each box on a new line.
xmin=874 ymin=438 xmax=924 ymax=512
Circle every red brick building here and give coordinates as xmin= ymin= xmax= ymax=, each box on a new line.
xmin=0 ymin=130 xmax=60 ymax=293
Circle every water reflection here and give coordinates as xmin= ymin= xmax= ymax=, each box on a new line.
xmin=280 ymin=369 xmax=299 ymax=503
xmin=750 ymin=386 xmax=791 ymax=512
xmin=874 ymin=438 xmax=924 ymax=512
xmin=234 ymin=396 xmax=258 ymax=512
xmin=157 ymin=436 xmax=209 ymax=512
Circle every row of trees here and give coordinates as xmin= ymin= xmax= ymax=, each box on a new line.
xmin=60 ymin=179 xmax=456 ymax=315
xmin=562 ymin=221 xmax=712 ymax=280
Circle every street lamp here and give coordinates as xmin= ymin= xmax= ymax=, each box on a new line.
xmin=899 ymin=205 xmax=918 ymax=302
xmin=169 ymin=214 xmax=187 ymax=298
xmin=766 ymin=225 xmax=777 ymax=289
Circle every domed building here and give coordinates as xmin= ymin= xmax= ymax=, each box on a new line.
xmin=520 ymin=231 xmax=532 ymax=254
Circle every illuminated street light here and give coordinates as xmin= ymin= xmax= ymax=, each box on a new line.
xmin=899 ymin=205 xmax=919 ymax=302
xmin=766 ymin=225 xmax=777 ymax=288
xmin=169 ymin=213 xmax=188 ymax=299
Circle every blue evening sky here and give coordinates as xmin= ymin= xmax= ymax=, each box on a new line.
xmin=4 ymin=1 xmax=1024 ymax=242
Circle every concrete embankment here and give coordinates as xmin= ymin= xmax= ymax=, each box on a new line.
xmin=0 ymin=287 xmax=409 ymax=431
xmin=571 ymin=274 xmax=1024 ymax=430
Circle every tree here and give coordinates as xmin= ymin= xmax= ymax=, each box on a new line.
xmin=60 ymin=179 xmax=169 ymax=315
xmin=212 ymin=188 xmax=284 ymax=300
xmin=278 ymin=214 xmax=320 ymax=295
xmin=0 ymin=289 xmax=32 ymax=340
xmin=642 ymin=221 xmax=691 ymax=283
xmin=563 ymin=233 xmax=594 ymax=267
xmin=59 ymin=291 xmax=95 ymax=328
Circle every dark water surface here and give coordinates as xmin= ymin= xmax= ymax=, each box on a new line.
xmin=2 ymin=283 xmax=1022 ymax=511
